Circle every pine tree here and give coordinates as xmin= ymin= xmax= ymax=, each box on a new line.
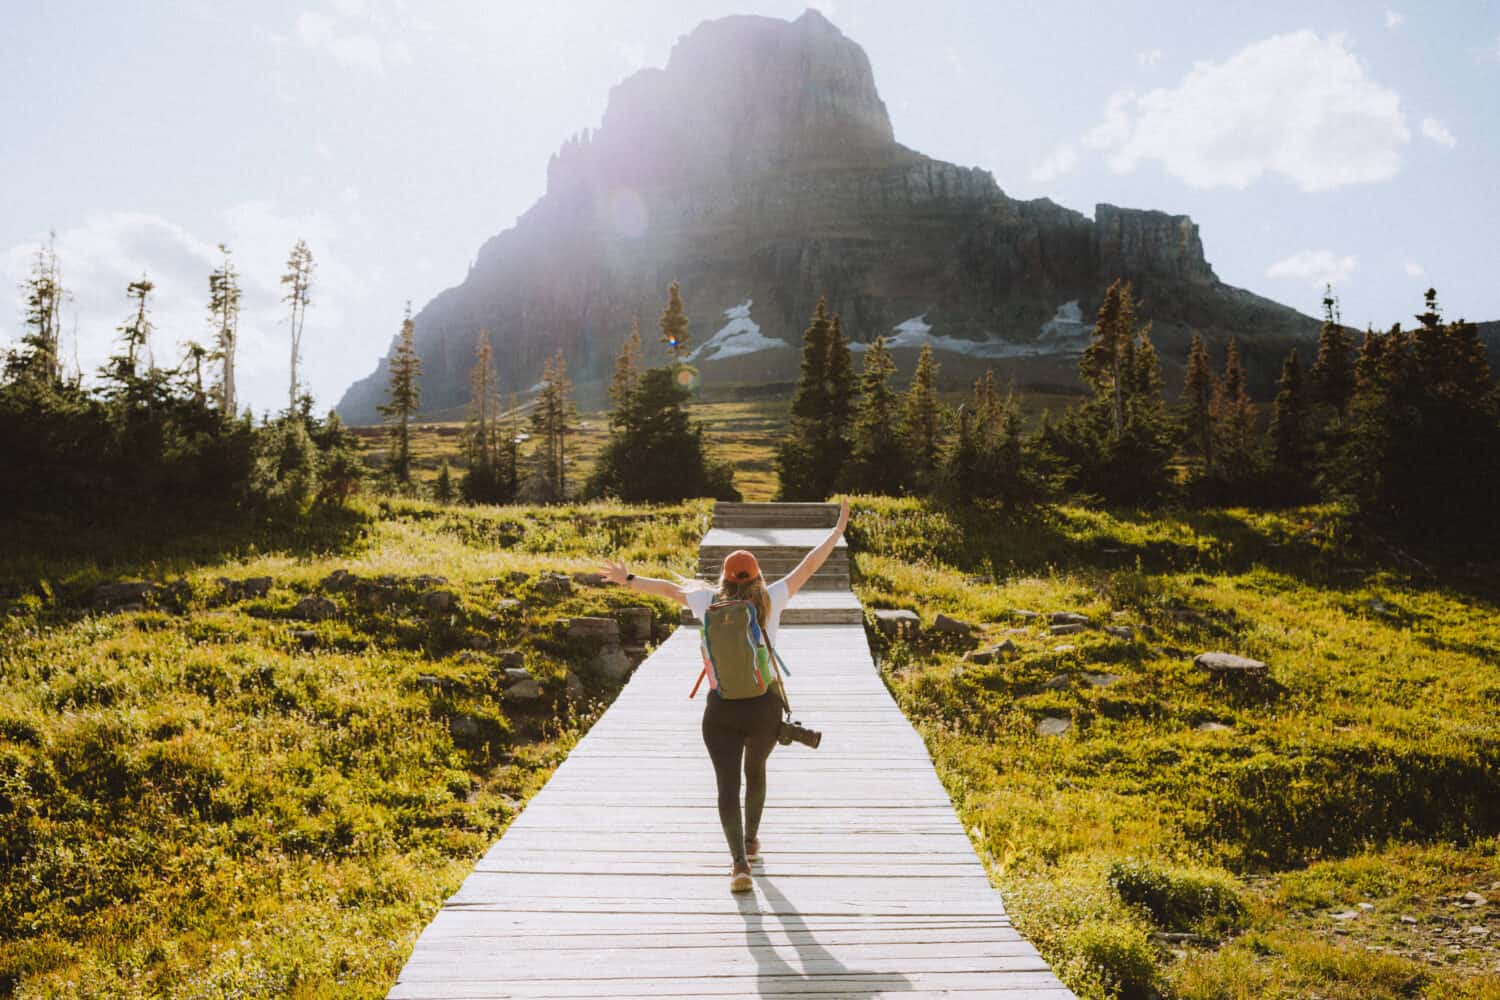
xmin=207 ymin=243 xmax=241 ymax=416
xmin=1211 ymin=337 xmax=1256 ymax=474
xmin=527 ymin=351 xmax=577 ymax=503
xmin=10 ymin=233 xmax=66 ymax=387
xmin=659 ymin=281 xmax=691 ymax=362
xmin=1310 ymin=285 xmax=1355 ymax=419
xmin=1182 ymin=332 xmax=1214 ymax=473
xmin=280 ymin=239 xmax=315 ymax=412
xmin=434 ymin=460 xmax=455 ymax=503
xmin=900 ymin=343 xmax=943 ymax=491
xmin=825 ymin=314 xmax=856 ymax=455
xmin=1269 ymin=348 xmax=1309 ymax=481
xmin=609 ymin=318 xmax=642 ymax=408
xmin=377 ymin=302 xmax=422 ymax=484
xmin=841 ymin=335 xmax=905 ymax=494
xmin=774 ymin=299 xmax=836 ymax=500
xmin=461 ymin=329 xmax=501 ymax=502
xmin=107 ymin=275 xmax=155 ymax=384
xmin=1080 ymin=279 xmax=1134 ymax=438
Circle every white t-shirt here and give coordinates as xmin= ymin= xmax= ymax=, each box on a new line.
xmin=685 ymin=576 xmax=791 ymax=648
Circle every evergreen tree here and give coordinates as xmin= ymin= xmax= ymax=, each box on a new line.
xmin=207 ymin=243 xmax=241 ymax=416
xmin=659 ymin=281 xmax=691 ymax=362
xmin=900 ymin=343 xmax=943 ymax=492
xmin=1310 ymin=285 xmax=1355 ymax=420
xmin=8 ymin=233 xmax=66 ymax=388
xmin=586 ymin=365 xmax=738 ymax=502
xmin=840 ymin=335 xmax=906 ymax=495
xmin=377 ymin=302 xmax=422 ymax=484
xmin=434 ymin=460 xmax=455 ymax=503
xmin=526 ymin=351 xmax=577 ymax=503
xmin=1182 ymin=332 xmax=1214 ymax=473
xmin=939 ymin=370 xmax=1038 ymax=507
xmin=1210 ymin=337 xmax=1257 ymax=476
xmin=775 ymin=299 xmax=835 ymax=500
xmin=1268 ymin=348 xmax=1312 ymax=499
xmin=280 ymin=238 xmax=315 ymax=412
xmin=609 ymin=318 xmax=642 ymax=407
xmin=1080 ymin=279 xmax=1134 ymax=437
xmin=461 ymin=328 xmax=513 ymax=504
xmin=825 ymin=314 xmax=856 ymax=455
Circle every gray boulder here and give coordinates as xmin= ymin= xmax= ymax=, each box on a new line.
xmin=1195 ymin=652 xmax=1268 ymax=677
xmin=1037 ymin=717 xmax=1071 ymax=737
xmin=964 ymin=640 xmax=1017 ymax=665
xmin=1049 ymin=612 xmax=1090 ymax=626
xmin=873 ymin=608 xmax=920 ymax=637
xmin=421 ymin=589 xmax=456 ymax=613
xmin=1050 ymin=623 xmax=1087 ymax=636
xmin=1104 ymin=625 xmax=1136 ymax=640
xmin=291 ymin=594 xmax=337 ymax=621
xmin=616 ymin=606 xmax=654 ymax=643
xmin=537 ymin=573 xmax=573 ymax=598
xmin=932 ymin=613 xmax=975 ymax=634
xmin=503 ymin=677 xmax=543 ymax=700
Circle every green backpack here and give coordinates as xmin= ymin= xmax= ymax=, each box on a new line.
xmin=691 ymin=599 xmax=791 ymax=699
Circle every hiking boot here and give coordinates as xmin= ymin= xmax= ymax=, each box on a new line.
xmin=729 ymin=859 xmax=753 ymax=893
xmin=745 ymin=836 xmax=761 ymax=862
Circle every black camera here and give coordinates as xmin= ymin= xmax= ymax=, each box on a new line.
xmin=777 ymin=718 xmax=821 ymax=749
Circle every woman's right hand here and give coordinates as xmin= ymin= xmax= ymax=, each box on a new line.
xmin=835 ymin=497 xmax=850 ymax=535
xmin=599 ymin=558 xmax=629 ymax=586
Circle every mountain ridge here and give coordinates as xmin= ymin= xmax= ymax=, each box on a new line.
xmin=337 ymin=8 xmax=1318 ymax=424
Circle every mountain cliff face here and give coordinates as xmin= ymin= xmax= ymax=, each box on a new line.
xmin=338 ymin=9 xmax=1316 ymax=423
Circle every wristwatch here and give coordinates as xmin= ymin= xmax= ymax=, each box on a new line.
xmin=625 ymin=572 xmax=635 ymax=583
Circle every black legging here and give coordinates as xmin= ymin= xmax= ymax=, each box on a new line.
xmin=701 ymin=684 xmax=782 ymax=864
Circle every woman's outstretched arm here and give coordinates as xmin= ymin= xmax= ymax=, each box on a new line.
xmin=599 ymin=558 xmax=690 ymax=607
xmin=779 ymin=498 xmax=850 ymax=598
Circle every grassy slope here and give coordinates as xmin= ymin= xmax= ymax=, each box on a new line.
xmin=0 ymin=499 xmax=709 ymax=998
xmin=849 ymin=498 xmax=1500 ymax=999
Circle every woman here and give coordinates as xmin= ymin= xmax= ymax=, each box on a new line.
xmin=600 ymin=498 xmax=850 ymax=892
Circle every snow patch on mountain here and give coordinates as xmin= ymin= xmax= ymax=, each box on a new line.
xmin=688 ymin=300 xmax=790 ymax=362
xmin=850 ymin=311 xmax=1084 ymax=359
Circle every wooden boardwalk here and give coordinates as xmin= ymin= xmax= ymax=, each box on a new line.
xmin=389 ymin=505 xmax=1074 ymax=999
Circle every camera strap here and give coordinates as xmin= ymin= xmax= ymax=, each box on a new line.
xmin=763 ymin=631 xmax=792 ymax=719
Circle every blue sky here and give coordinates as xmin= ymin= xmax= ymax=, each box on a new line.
xmin=3 ymin=0 xmax=1497 ymax=414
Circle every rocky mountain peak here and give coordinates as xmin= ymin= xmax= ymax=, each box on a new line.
xmin=552 ymin=9 xmax=896 ymax=194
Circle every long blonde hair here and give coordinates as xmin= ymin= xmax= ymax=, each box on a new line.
xmin=717 ymin=573 xmax=772 ymax=631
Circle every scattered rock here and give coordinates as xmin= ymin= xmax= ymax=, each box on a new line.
xmin=964 ymin=640 xmax=1016 ymax=665
xmin=1049 ymin=612 xmax=1090 ymax=626
xmin=421 ymin=590 xmax=456 ymax=613
xmin=497 ymin=648 xmax=525 ymax=669
xmin=1037 ymin=717 xmax=1071 ymax=737
xmin=1466 ymin=926 xmax=1489 ymax=937
xmin=616 ymin=606 xmax=653 ymax=643
xmin=320 ymin=569 xmax=354 ymax=591
xmin=502 ymin=666 xmax=531 ymax=683
xmin=932 ymin=613 xmax=975 ymax=635
xmin=91 ymin=581 xmax=161 ymax=607
xmin=1195 ymin=722 xmax=1232 ymax=733
xmin=568 ymin=617 xmax=620 ymax=641
xmin=1000 ymin=627 xmax=1030 ymax=636
xmin=466 ymin=634 xmax=494 ymax=650
xmin=536 ymin=573 xmax=573 ymax=598
xmin=1042 ymin=674 xmax=1071 ymax=690
xmin=1364 ymin=597 xmax=1392 ymax=615
xmin=503 ymin=677 xmax=543 ymax=700
xmin=507 ymin=570 xmax=530 ymax=584
xmin=1011 ymin=610 xmax=1041 ymax=621
xmin=1104 ymin=625 xmax=1135 ymax=640
xmin=873 ymin=608 xmax=920 ymax=637
xmin=1194 ymin=652 xmax=1269 ymax=677
xmin=456 ymin=651 xmax=485 ymax=665
xmin=966 ymin=574 xmax=995 ymax=586
xmin=291 ymin=594 xmax=337 ymax=621
xmin=242 ymin=577 xmax=273 ymax=598
xmin=1052 ymin=644 xmax=1077 ymax=655
xmin=1358 ymin=902 xmax=1375 ymax=912
xmin=495 ymin=598 xmax=522 ymax=611
xmin=1459 ymin=892 xmax=1488 ymax=907
xmin=1050 ymin=623 xmax=1087 ymax=636
xmin=569 ymin=617 xmax=629 ymax=680
xmin=1401 ymin=915 xmax=1418 ymax=925
xmin=565 ymin=671 xmax=585 ymax=699
xmin=572 ymin=571 xmax=607 ymax=587
xmin=449 ymin=714 xmax=485 ymax=743
xmin=413 ymin=574 xmax=448 ymax=589
xmin=1082 ymin=673 xmax=1122 ymax=688
xmin=416 ymin=674 xmax=446 ymax=689
xmin=1331 ymin=910 xmax=1361 ymax=921
xmin=290 ymin=629 xmax=317 ymax=649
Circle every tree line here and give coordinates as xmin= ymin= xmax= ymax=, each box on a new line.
xmin=0 ymin=235 xmax=362 ymax=525
xmin=773 ymin=280 xmax=1500 ymax=544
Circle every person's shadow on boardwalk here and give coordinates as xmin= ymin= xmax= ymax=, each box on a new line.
xmin=734 ymin=874 xmax=915 ymax=997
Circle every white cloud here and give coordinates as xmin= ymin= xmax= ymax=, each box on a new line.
xmin=1420 ymin=116 xmax=1456 ymax=147
xmin=1384 ymin=8 xmax=1403 ymax=29
xmin=293 ymin=5 xmax=411 ymax=75
xmin=339 ymin=186 xmax=359 ymax=205
xmin=1266 ymin=249 xmax=1358 ymax=288
xmin=1029 ymin=143 xmax=1078 ymax=183
xmin=1079 ymin=31 xmax=1410 ymax=192
xmin=1403 ymin=259 xmax=1424 ymax=277
xmin=1137 ymin=48 xmax=1163 ymax=67
xmin=2 ymin=205 xmax=366 ymax=416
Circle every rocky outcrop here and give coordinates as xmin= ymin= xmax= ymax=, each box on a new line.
xmin=336 ymin=10 xmax=1317 ymax=424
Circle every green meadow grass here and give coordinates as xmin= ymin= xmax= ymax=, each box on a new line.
xmin=849 ymin=497 xmax=1500 ymax=999
xmin=0 ymin=498 xmax=707 ymax=998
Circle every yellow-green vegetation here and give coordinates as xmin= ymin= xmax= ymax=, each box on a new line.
xmin=849 ymin=497 xmax=1500 ymax=1000
xmin=0 ymin=497 xmax=709 ymax=998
